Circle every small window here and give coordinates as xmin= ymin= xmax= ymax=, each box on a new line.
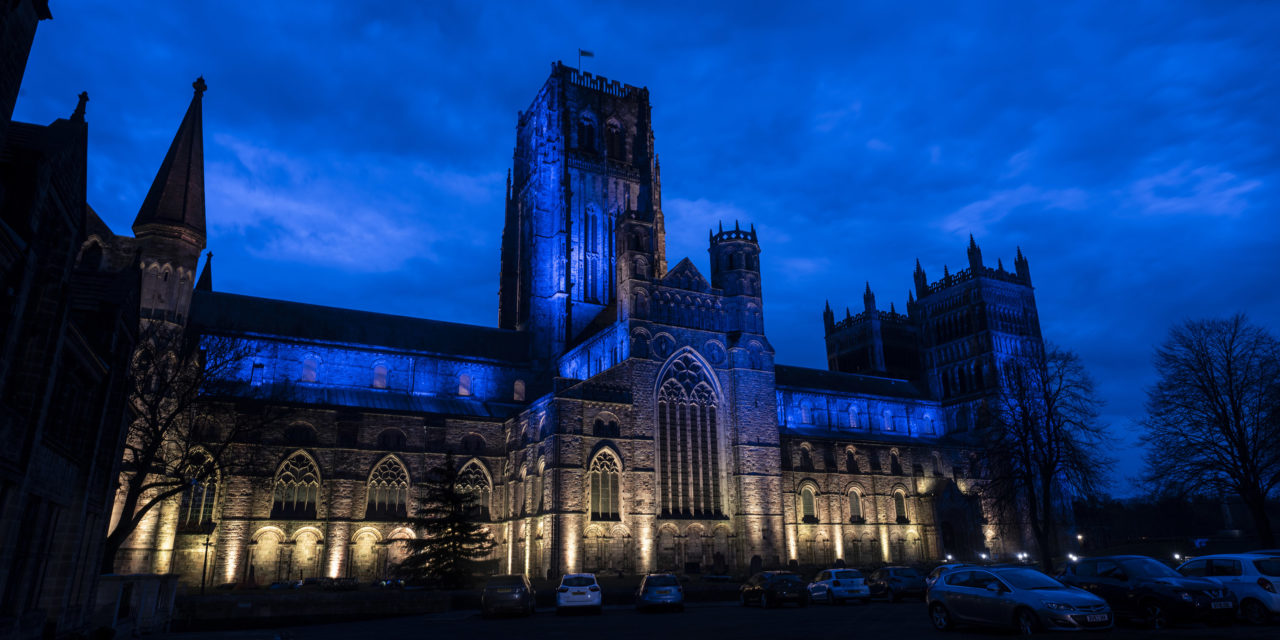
xmin=513 ymin=379 xmax=526 ymax=402
xmin=458 ymin=373 xmax=472 ymax=396
xmin=1178 ymin=559 xmax=1207 ymax=578
xmin=372 ymin=364 xmax=389 ymax=389
xmin=799 ymin=400 xmax=813 ymax=424
xmin=890 ymin=453 xmax=903 ymax=475
xmin=300 ymin=357 xmax=319 ymax=382
xmin=849 ymin=491 xmax=863 ymax=523
xmin=798 ymin=448 xmax=814 ymax=472
xmin=250 ymin=362 xmax=265 ymax=387
xmin=845 ymin=450 xmax=859 ymax=474
xmin=1210 ymin=559 xmax=1242 ymax=577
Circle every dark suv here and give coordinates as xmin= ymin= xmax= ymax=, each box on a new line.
xmin=868 ymin=566 xmax=927 ymax=601
xmin=1058 ymin=555 xmax=1236 ymax=628
xmin=480 ymin=574 xmax=536 ymax=617
xmin=740 ymin=571 xmax=809 ymax=608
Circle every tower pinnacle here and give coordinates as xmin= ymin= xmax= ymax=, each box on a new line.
xmin=132 ymin=77 xmax=207 ymax=243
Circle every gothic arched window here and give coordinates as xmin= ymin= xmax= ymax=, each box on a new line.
xmin=800 ymin=486 xmax=817 ymax=523
xmin=366 ymin=456 xmax=409 ymax=519
xmin=578 ymin=114 xmax=596 ymax=152
xmin=894 ymin=491 xmax=909 ymax=523
xmin=589 ymin=451 xmax=621 ymax=521
xmin=178 ymin=452 xmax=218 ymax=531
xmin=656 ymin=352 xmax=723 ymax=518
xmin=272 ymin=452 xmax=321 ymax=519
xmin=456 ymin=461 xmax=492 ymax=520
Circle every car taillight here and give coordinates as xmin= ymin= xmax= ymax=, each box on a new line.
xmin=589 ymin=586 xmax=600 ymax=592
xmin=833 ymin=580 xmax=841 ymax=586
xmin=1259 ymin=578 xmax=1276 ymax=594
xmin=557 ymin=587 xmax=568 ymax=593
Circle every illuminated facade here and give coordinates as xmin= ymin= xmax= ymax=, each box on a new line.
xmin=105 ymin=62 xmax=1041 ymax=584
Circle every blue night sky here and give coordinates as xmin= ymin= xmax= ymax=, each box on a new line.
xmin=14 ymin=2 xmax=1280 ymax=494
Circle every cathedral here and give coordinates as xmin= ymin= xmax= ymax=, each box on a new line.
xmin=103 ymin=62 xmax=1044 ymax=585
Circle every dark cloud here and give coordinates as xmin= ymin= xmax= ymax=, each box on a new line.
xmin=14 ymin=0 xmax=1280 ymax=495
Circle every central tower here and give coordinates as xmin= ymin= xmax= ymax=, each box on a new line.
xmin=498 ymin=62 xmax=667 ymax=364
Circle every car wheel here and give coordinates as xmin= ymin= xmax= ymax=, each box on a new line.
xmin=1014 ymin=608 xmax=1039 ymax=636
xmin=930 ymin=603 xmax=954 ymax=631
xmin=1241 ymin=599 xmax=1268 ymax=625
xmin=1141 ymin=600 xmax=1167 ymax=630
xmin=762 ymin=592 xmax=774 ymax=609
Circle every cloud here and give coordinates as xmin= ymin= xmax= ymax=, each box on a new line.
xmin=866 ymin=138 xmax=892 ymax=152
xmin=1127 ymin=164 xmax=1261 ymax=217
xmin=942 ymin=185 xmax=1089 ymax=235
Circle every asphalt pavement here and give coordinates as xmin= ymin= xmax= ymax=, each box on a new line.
xmin=161 ymin=598 xmax=1279 ymax=640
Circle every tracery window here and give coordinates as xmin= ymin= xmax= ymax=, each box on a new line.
xmin=178 ymin=452 xmax=218 ymax=531
xmin=272 ymin=452 xmax=321 ymax=519
xmin=800 ymin=486 xmax=817 ymax=523
xmin=589 ymin=451 xmax=621 ymax=521
xmin=456 ymin=462 xmax=491 ymax=520
xmin=366 ymin=456 xmax=409 ymax=519
xmin=656 ymin=352 xmax=723 ymax=518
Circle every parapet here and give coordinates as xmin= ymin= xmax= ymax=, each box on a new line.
xmin=710 ymin=222 xmax=758 ymax=246
xmin=554 ymin=61 xmax=643 ymax=99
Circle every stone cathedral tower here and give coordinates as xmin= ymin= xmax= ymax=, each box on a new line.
xmin=498 ymin=62 xmax=666 ymax=364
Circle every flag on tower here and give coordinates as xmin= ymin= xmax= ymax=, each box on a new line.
xmin=579 ymin=49 xmax=594 ymax=58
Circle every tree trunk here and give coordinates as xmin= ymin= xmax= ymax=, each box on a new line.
xmin=1241 ymin=485 xmax=1277 ymax=547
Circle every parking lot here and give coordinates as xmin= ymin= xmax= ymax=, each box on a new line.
xmin=164 ymin=599 xmax=1278 ymax=640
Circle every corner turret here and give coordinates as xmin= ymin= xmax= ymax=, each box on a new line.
xmin=1015 ymin=246 xmax=1031 ymax=285
xmin=967 ymin=234 xmax=983 ymax=272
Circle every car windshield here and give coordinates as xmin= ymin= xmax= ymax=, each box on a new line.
xmin=1254 ymin=558 xmax=1280 ymax=577
xmin=486 ymin=576 xmax=525 ymax=587
xmin=1120 ymin=558 xmax=1181 ymax=578
xmin=770 ymin=573 xmax=803 ymax=584
xmin=893 ymin=568 xmax=921 ymax=578
xmin=646 ymin=575 xmax=679 ymax=587
xmin=831 ymin=570 xmax=862 ymax=579
xmin=999 ymin=569 xmax=1065 ymax=590
xmin=562 ymin=576 xmax=595 ymax=587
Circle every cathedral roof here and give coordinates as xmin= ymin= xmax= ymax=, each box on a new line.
xmin=189 ymin=290 xmax=530 ymax=363
xmin=132 ymin=78 xmax=206 ymax=240
xmin=774 ymin=364 xmax=929 ymax=400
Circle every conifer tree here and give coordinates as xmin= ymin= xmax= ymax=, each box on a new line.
xmin=398 ymin=453 xmax=496 ymax=588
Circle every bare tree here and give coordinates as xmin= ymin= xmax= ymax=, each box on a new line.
xmin=103 ymin=322 xmax=289 ymax=572
xmin=1141 ymin=314 xmax=1280 ymax=546
xmin=982 ymin=343 xmax=1112 ymax=570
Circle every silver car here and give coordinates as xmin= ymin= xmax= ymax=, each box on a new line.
xmin=928 ymin=567 xmax=1113 ymax=635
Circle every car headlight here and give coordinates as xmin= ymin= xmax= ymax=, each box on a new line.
xmin=1174 ymin=591 xmax=1193 ymax=602
xmin=1043 ymin=602 xmax=1076 ymax=611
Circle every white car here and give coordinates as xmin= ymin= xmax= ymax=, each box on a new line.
xmin=1177 ymin=553 xmax=1280 ymax=624
xmin=807 ymin=568 xmax=871 ymax=604
xmin=555 ymin=573 xmax=603 ymax=614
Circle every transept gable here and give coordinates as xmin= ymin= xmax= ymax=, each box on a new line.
xmin=660 ymin=258 xmax=711 ymax=293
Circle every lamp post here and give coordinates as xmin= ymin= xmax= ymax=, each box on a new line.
xmin=200 ymin=521 xmax=217 ymax=596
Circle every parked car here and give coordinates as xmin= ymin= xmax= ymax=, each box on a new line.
xmin=926 ymin=563 xmax=976 ymax=589
xmin=928 ymin=566 xmax=1112 ymax=635
xmin=739 ymin=571 xmax=809 ymax=608
xmin=1177 ymin=554 xmax=1280 ymax=625
xmin=867 ymin=566 xmax=927 ymax=601
xmin=1059 ymin=555 xmax=1236 ymax=629
xmin=555 ymin=573 xmax=602 ymax=614
xmin=635 ymin=573 xmax=684 ymax=612
xmin=807 ymin=568 xmax=870 ymax=604
xmin=481 ymin=574 xmax=536 ymax=618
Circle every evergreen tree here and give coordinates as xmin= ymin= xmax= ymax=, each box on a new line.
xmin=398 ymin=453 xmax=496 ymax=588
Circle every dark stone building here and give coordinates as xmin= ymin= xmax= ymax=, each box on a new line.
xmin=0 ymin=2 xmax=142 ymax=637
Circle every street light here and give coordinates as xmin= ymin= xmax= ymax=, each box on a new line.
xmin=200 ymin=520 xmax=217 ymax=596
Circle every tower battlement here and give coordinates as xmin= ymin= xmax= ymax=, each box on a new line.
xmin=554 ymin=61 xmax=643 ymax=98
xmin=709 ymin=221 xmax=758 ymax=246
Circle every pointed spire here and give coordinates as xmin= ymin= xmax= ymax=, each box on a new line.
xmin=718 ymin=221 xmax=723 ymax=234
xmin=915 ymin=258 xmax=923 ymax=273
xmin=734 ymin=219 xmax=740 ymax=231
xmin=132 ymin=77 xmax=207 ymax=242
xmin=71 ymin=91 xmax=88 ymax=122
xmin=825 ymin=299 xmax=832 ymax=313
xmin=890 ymin=302 xmax=897 ymax=314
xmin=908 ymin=290 xmax=915 ymax=304
xmin=196 ymin=252 xmax=213 ymax=291
xmin=997 ymin=257 xmax=1004 ymax=271
xmin=943 ymin=264 xmax=950 ymax=278
xmin=505 ymin=168 xmax=512 ymax=201
xmin=845 ymin=307 xmax=852 ymax=320
xmin=969 ymin=233 xmax=978 ymax=249
xmin=967 ymin=233 xmax=983 ymax=271
xmin=864 ymin=281 xmax=873 ymax=296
